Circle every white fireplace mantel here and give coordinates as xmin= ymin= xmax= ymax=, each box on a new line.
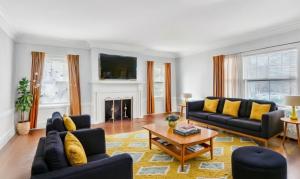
xmin=90 ymin=81 xmax=144 ymax=124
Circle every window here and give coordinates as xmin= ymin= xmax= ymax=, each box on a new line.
xmin=243 ymin=49 xmax=298 ymax=104
xmin=40 ymin=57 xmax=69 ymax=105
xmin=153 ymin=63 xmax=165 ymax=98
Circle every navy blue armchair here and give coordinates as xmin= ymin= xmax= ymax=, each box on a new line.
xmin=31 ymin=128 xmax=133 ymax=179
xmin=46 ymin=112 xmax=91 ymax=134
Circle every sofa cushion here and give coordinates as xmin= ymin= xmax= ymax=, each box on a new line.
xmin=246 ymin=100 xmax=277 ymax=117
xmin=227 ymin=118 xmax=262 ymax=131
xmin=51 ymin=112 xmax=66 ymax=132
xmin=208 ymin=114 xmax=233 ymax=124
xmin=203 ymin=98 xmax=219 ymax=113
xmin=224 ymin=98 xmax=248 ymax=117
xmin=44 ymin=131 xmax=69 ymax=171
xmin=64 ymin=132 xmax=88 ymax=166
xmin=222 ymin=100 xmax=241 ymax=117
xmin=207 ymin=96 xmax=224 ymax=113
xmin=87 ymin=153 xmax=110 ymax=162
xmin=188 ymin=111 xmax=214 ymax=120
xmin=63 ymin=116 xmax=77 ymax=131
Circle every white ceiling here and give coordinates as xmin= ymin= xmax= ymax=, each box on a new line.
xmin=1 ymin=0 xmax=300 ymax=55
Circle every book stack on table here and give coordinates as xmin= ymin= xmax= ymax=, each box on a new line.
xmin=187 ymin=144 xmax=204 ymax=152
xmin=173 ymin=124 xmax=200 ymax=136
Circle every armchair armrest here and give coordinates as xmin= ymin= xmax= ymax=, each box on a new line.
xmin=70 ymin=115 xmax=91 ymax=129
xmin=261 ymin=110 xmax=284 ymax=138
xmin=60 ymin=128 xmax=106 ymax=156
xmin=31 ymin=154 xmax=133 ymax=179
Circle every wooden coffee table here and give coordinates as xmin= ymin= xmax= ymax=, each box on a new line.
xmin=143 ymin=121 xmax=218 ymax=171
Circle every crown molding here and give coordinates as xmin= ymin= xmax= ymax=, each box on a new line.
xmin=88 ymin=41 xmax=179 ymax=58
xmin=0 ymin=5 xmax=15 ymax=39
xmin=180 ymin=19 xmax=300 ymax=57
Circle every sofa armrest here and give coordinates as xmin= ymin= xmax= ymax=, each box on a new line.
xmin=31 ymin=138 xmax=49 ymax=175
xmin=31 ymin=154 xmax=133 ymax=179
xmin=70 ymin=115 xmax=91 ymax=129
xmin=45 ymin=118 xmax=53 ymax=134
xmin=261 ymin=110 xmax=284 ymax=138
xmin=60 ymin=128 xmax=106 ymax=156
xmin=186 ymin=100 xmax=204 ymax=117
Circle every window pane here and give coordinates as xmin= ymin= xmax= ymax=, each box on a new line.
xmin=153 ymin=63 xmax=165 ymax=98
xmin=247 ymin=81 xmax=269 ymax=100
xmin=40 ymin=58 xmax=69 ymax=104
xmin=243 ymin=49 xmax=298 ymax=104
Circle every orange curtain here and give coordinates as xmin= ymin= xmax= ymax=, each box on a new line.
xmin=147 ymin=61 xmax=155 ymax=114
xmin=213 ymin=55 xmax=225 ymax=97
xmin=67 ymin=55 xmax=82 ymax=115
xmin=165 ymin=63 xmax=172 ymax=113
xmin=29 ymin=52 xmax=45 ymax=129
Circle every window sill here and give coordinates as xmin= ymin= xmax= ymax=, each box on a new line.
xmin=39 ymin=103 xmax=70 ymax=109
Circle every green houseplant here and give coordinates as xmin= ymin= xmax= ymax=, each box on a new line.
xmin=15 ymin=78 xmax=33 ymax=135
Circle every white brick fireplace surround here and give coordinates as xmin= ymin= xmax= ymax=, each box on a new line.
xmin=91 ymin=81 xmax=144 ymax=123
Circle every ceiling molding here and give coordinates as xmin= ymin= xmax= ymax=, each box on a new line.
xmin=88 ymin=41 xmax=179 ymax=58
xmin=0 ymin=5 xmax=15 ymax=39
xmin=180 ymin=19 xmax=300 ymax=57
xmin=15 ymin=34 xmax=179 ymax=59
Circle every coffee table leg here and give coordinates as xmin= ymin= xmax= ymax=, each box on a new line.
xmin=180 ymin=145 xmax=185 ymax=172
xmin=210 ymin=138 xmax=214 ymax=160
xmin=149 ymin=131 xmax=152 ymax=150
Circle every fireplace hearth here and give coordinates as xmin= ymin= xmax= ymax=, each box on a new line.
xmin=104 ymin=97 xmax=133 ymax=122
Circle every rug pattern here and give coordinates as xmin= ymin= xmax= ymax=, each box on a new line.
xmin=106 ymin=129 xmax=257 ymax=179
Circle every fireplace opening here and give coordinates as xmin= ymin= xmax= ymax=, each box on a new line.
xmin=105 ymin=97 xmax=133 ymax=122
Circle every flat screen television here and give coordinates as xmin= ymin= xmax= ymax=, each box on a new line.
xmin=99 ymin=53 xmax=137 ymax=80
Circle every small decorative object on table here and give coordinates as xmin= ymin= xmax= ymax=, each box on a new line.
xmin=174 ymin=124 xmax=201 ymax=136
xmin=166 ymin=114 xmax=180 ymax=128
xmin=285 ymin=95 xmax=300 ymax=120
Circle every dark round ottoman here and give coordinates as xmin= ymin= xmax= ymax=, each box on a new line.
xmin=232 ymin=146 xmax=287 ymax=179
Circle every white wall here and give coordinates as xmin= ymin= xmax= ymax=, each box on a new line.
xmin=90 ymin=48 xmax=177 ymax=115
xmin=14 ymin=43 xmax=91 ymax=128
xmin=177 ymin=29 xmax=300 ymax=102
xmin=13 ymin=44 xmax=178 ymax=128
xmin=0 ymin=27 xmax=15 ymax=149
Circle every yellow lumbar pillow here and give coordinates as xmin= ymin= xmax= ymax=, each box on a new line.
xmin=203 ymin=98 xmax=219 ymax=113
xmin=250 ymin=102 xmax=271 ymax=120
xmin=63 ymin=116 xmax=76 ymax=131
xmin=222 ymin=100 xmax=241 ymax=117
xmin=64 ymin=132 xmax=87 ymax=166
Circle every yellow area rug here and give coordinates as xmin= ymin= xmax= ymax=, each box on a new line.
xmin=106 ymin=129 xmax=257 ymax=179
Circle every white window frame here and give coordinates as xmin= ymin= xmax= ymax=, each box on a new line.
xmin=40 ymin=56 xmax=70 ymax=106
xmin=242 ymin=48 xmax=299 ymax=105
xmin=153 ymin=62 xmax=165 ymax=99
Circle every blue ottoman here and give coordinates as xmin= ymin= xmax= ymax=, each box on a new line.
xmin=232 ymin=146 xmax=287 ymax=179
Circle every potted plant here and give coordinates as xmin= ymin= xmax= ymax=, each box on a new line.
xmin=166 ymin=114 xmax=180 ymax=128
xmin=15 ymin=78 xmax=33 ymax=135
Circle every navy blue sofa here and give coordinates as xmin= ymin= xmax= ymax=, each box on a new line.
xmin=186 ymin=97 xmax=284 ymax=146
xmin=31 ymin=128 xmax=133 ymax=179
xmin=46 ymin=112 xmax=91 ymax=134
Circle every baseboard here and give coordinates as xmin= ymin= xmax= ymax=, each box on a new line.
xmin=0 ymin=108 xmax=15 ymax=150
xmin=0 ymin=127 xmax=15 ymax=150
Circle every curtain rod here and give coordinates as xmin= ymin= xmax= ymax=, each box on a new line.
xmin=226 ymin=40 xmax=300 ymax=56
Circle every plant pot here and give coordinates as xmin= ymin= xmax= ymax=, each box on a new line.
xmin=16 ymin=121 xmax=30 ymax=135
xmin=168 ymin=121 xmax=177 ymax=128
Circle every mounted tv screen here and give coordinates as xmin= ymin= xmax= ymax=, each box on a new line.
xmin=99 ymin=53 xmax=137 ymax=80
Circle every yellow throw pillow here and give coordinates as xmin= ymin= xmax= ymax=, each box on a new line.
xmin=64 ymin=132 xmax=87 ymax=166
xmin=63 ymin=116 xmax=76 ymax=131
xmin=203 ymin=98 xmax=219 ymax=113
xmin=222 ymin=100 xmax=241 ymax=117
xmin=250 ymin=102 xmax=271 ymax=120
